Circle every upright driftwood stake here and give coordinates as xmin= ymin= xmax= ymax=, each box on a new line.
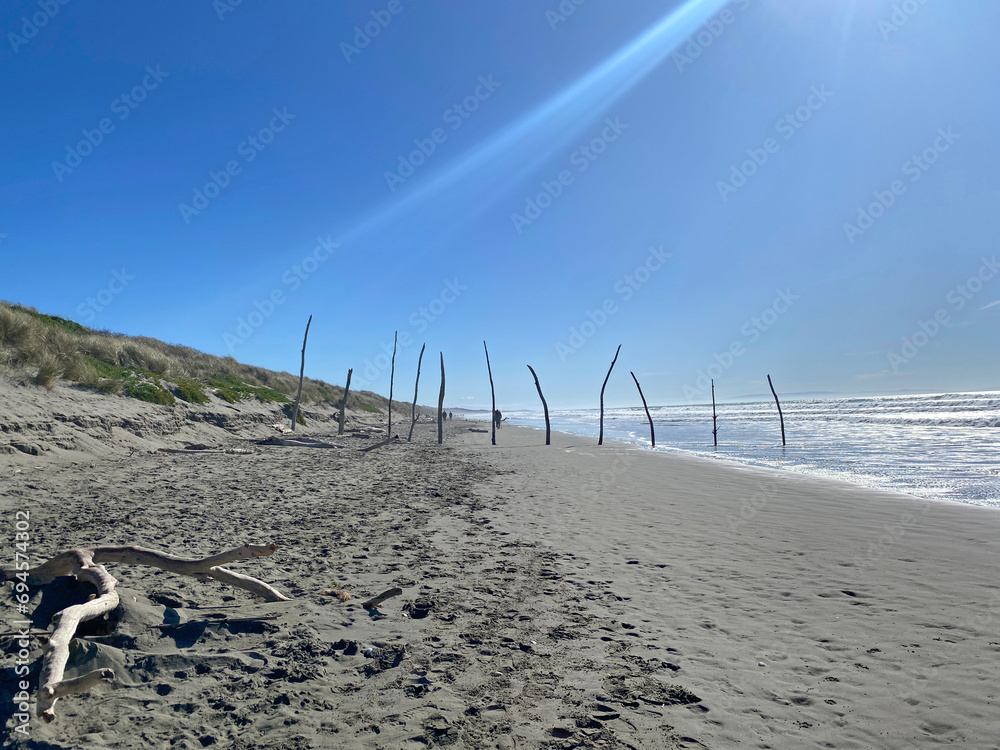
xmin=484 ymin=341 xmax=496 ymax=446
xmin=387 ymin=331 xmax=397 ymax=438
xmin=630 ymin=371 xmax=654 ymax=448
xmin=408 ymin=343 xmax=426 ymax=442
xmin=711 ymin=378 xmax=719 ymax=448
xmin=437 ymin=353 xmax=446 ymax=445
xmin=767 ymin=373 xmax=786 ymax=447
xmin=339 ymin=368 xmax=352 ymax=435
xmin=598 ymin=344 xmax=622 ymax=446
xmin=290 ymin=315 xmax=312 ymax=431
xmin=526 ymin=364 xmax=551 ymax=445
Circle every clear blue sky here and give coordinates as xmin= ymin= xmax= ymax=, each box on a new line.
xmin=3 ymin=0 xmax=999 ymax=410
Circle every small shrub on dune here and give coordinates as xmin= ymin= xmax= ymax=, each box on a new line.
xmin=171 ymin=378 xmax=209 ymax=405
xmin=34 ymin=356 xmax=62 ymax=390
xmin=123 ymin=376 xmax=175 ymax=405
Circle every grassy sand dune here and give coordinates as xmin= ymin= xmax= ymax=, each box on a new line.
xmin=0 ymin=301 xmax=393 ymax=415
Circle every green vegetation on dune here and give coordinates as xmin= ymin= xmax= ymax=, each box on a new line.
xmin=207 ymin=374 xmax=288 ymax=404
xmin=0 ymin=300 xmax=411 ymax=416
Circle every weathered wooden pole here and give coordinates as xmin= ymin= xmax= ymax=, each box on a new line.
xmin=290 ymin=315 xmax=312 ymax=431
xmin=630 ymin=371 xmax=654 ymax=448
xmin=408 ymin=343 xmax=426 ymax=442
xmin=767 ymin=374 xmax=786 ymax=447
xmin=437 ymin=353 xmax=445 ymax=445
xmin=484 ymin=341 xmax=496 ymax=446
xmin=526 ymin=364 xmax=551 ymax=445
xmin=338 ymin=368 xmax=352 ymax=435
xmin=387 ymin=331 xmax=397 ymax=438
xmin=598 ymin=344 xmax=621 ymax=446
xmin=711 ymin=378 xmax=718 ymax=448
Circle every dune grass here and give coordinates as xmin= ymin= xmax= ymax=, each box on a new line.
xmin=0 ymin=300 xmax=403 ymax=414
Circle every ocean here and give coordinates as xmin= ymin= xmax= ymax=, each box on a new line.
xmin=493 ymin=391 xmax=1000 ymax=509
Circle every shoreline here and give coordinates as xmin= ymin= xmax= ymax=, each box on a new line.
xmin=499 ymin=417 xmax=1000 ymax=511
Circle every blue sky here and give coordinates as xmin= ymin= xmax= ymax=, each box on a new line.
xmin=2 ymin=0 xmax=999 ymax=410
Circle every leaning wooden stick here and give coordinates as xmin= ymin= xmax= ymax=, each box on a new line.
xmin=598 ymin=344 xmax=622 ymax=446
xmin=339 ymin=368 xmax=353 ymax=435
xmin=630 ymin=370 xmax=654 ymax=448
xmin=767 ymin=373 xmax=786 ymax=447
xmin=527 ymin=364 xmax=551 ymax=445
xmin=408 ymin=343 xmax=426 ymax=442
xmin=290 ymin=314 xmax=312 ymax=431
xmin=387 ymin=331 xmax=397 ymax=438
xmin=711 ymin=378 xmax=719 ymax=448
xmin=484 ymin=341 xmax=497 ymax=446
xmin=437 ymin=353 xmax=446 ymax=445
xmin=5 ymin=543 xmax=288 ymax=722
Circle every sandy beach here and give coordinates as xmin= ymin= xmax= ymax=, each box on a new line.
xmin=3 ymin=389 xmax=1000 ymax=748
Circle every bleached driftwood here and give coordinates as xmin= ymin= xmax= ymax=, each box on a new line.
xmin=10 ymin=543 xmax=288 ymax=722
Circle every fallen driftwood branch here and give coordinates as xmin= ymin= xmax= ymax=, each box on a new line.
xmin=290 ymin=314 xmax=312 ymax=431
xmin=360 ymin=436 xmax=398 ymax=453
xmin=468 ymin=428 xmax=489 ymax=433
xmin=362 ymin=587 xmax=403 ymax=611
xmin=7 ymin=543 xmax=287 ymax=722
xmin=157 ymin=447 xmax=254 ymax=455
xmin=257 ymin=436 xmax=342 ymax=449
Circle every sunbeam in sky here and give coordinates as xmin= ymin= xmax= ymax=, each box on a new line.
xmin=336 ymin=0 xmax=733 ymax=244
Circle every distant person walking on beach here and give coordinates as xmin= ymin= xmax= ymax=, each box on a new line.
xmin=493 ymin=409 xmax=503 ymax=430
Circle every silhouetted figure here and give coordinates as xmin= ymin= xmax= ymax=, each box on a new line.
xmin=493 ymin=409 xmax=503 ymax=430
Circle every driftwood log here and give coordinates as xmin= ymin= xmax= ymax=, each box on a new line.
xmin=339 ymin=368 xmax=353 ymax=435
xmin=484 ymin=341 xmax=497 ymax=446
xmin=526 ymin=364 xmax=551 ymax=445
xmin=408 ymin=343 xmax=426 ymax=442
xmin=598 ymin=344 xmax=621 ymax=446
xmin=630 ymin=370 xmax=654 ymax=448
xmin=767 ymin=373 xmax=786 ymax=447
xmin=387 ymin=331 xmax=398 ymax=439
xmin=290 ymin=315 xmax=312 ymax=431
xmin=711 ymin=378 xmax=719 ymax=447
xmin=7 ymin=543 xmax=287 ymax=722
xmin=437 ymin=352 xmax=445 ymax=445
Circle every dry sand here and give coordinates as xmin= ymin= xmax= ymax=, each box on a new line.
xmin=2 ymin=380 xmax=999 ymax=748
